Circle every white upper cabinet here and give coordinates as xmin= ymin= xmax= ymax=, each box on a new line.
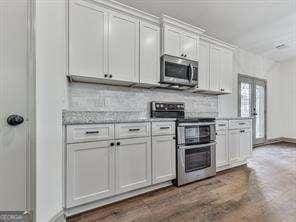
xmin=69 ymin=0 xmax=108 ymax=78
xmin=163 ymin=25 xmax=182 ymax=57
xmin=68 ymin=1 xmax=235 ymax=94
xmin=220 ymin=48 xmax=234 ymax=93
xmin=198 ymin=41 xmax=234 ymax=94
xmin=68 ymin=0 xmax=142 ymax=84
xmin=161 ymin=14 xmax=204 ymax=61
xmin=181 ymin=32 xmax=199 ymax=60
xmin=199 ymin=40 xmax=210 ymax=90
xmin=209 ymin=44 xmax=222 ymax=92
xmin=140 ymin=22 xmax=160 ymax=85
xmin=109 ymin=12 xmax=139 ymax=82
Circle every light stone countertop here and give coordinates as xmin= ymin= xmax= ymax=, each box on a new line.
xmin=62 ymin=110 xmax=177 ymax=125
xmin=216 ymin=117 xmax=253 ymax=120
xmin=63 ymin=110 xmax=252 ymax=125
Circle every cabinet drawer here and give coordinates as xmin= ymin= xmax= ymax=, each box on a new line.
xmin=229 ymin=119 xmax=252 ymax=129
xmin=115 ymin=122 xmax=151 ymax=139
xmin=67 ymin=124 xmax=114 ymax=143
xmin=152 ymin=122 xmax=175 ymax=136
xmin=216 ymin=121 xmax=228 ymax=131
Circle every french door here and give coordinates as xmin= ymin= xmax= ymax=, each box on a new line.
xmin=238 ymin=75 xmax=267 ymax=145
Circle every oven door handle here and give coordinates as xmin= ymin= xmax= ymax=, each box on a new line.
xmin=189 ymin=64 xmax=194 ymax=82
xmin=177 ymin=122 xmax=216 ymax=127
xmin=178 ymin=142 xmax=217 ymax=150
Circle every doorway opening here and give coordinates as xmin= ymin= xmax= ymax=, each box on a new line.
xmin=238 ymin=74 xmax=267 ymax=146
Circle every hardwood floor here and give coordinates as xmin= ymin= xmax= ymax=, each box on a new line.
xmin=68 ymin=142 xmax=296 ymax=222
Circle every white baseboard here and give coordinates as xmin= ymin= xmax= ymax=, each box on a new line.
xmin=281 ymin=137 xmax=296 ymax=144
xmin=49 ymin=210 xmax=65 ymax=222
xmin=257 ymin=137 xmax=296 ymax=147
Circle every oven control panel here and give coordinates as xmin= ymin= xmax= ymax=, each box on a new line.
xmin=151 ymin=102 xmax=185 ymax=118
xmin=151 ymin=102 xmax=184 ymax=111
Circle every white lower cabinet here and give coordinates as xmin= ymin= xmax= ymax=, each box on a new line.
xmin=228 ymin=129 xmax=241 ymax=165
xmin=115 ymin=137 xmax=152 ymax=194
xmin=216 ymin=119 xmax=253 ymax=172
xmin=152 ymin=135 xmax=176 ymax=184
xmin=66 ymin=122 xmax=176 ymax=210
xmin=216 ymin=130 xmax=229 ymax=169
xmin=239 ymin=128 xmax=252 ymax=160
xmin=228 ymin=128 xmax=252 ymax=165
xmin=66 ymin=141 xmax=115 ymax=207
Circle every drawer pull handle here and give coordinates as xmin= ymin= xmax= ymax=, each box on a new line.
xmin=85 ymin=131 xmax=99 ymax=134
xmin=238 ymin=123 xmax=246 ymax=125
xmin=129 ymin=128 xmax=140 ymax=132
xmin=160 ymin=127 xmax=170 ymax=130
xmin=218 ymin=124 xmax=226 ymax=127
xmin=240 ymin=130 xmax=245 ymax=133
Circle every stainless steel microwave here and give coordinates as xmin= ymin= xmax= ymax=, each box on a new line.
xmin=160 ymin=54 xmax=198 ymax=86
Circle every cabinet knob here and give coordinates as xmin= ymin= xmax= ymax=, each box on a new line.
xmin=104 ymin=74 xmax=108 ymax=78
xmin=181 ymin=54 xmax=184 ymax=57
xmin=109 ymin=75 xmax=113 ymax=78
xmin=117 ymin=142 xmax=121 ymax=146
xmin=184 ymin=54 xmax=187 ymax=57
xmin=110 ymin=142 xmax=115 ymax=146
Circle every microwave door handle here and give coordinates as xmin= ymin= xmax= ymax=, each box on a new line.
xmin=189 ymin=64 xmax=194 ymax=82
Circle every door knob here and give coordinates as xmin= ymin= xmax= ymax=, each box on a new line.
xmin=7 ymin=114 xmax=24 ymax=126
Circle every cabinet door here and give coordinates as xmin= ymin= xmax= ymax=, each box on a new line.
xmin=163 ymin=25 xmax=182 ymax=57
xmin=216 ymin=130 xmax=229 ymax=168
xmin=66 ymin=141 xmax=115 ymax=207
xmin=181 ymin=32 xmax=199 ymax=61
xmin=228 ymin=129 xmax=240 ymax=164
xmin=240 ymin=129 xmax=252 ymax=160
xmin=109 ymin=12 xmax=139 ymax=82
xmin=209 ymin=44 xmax=222 ymax=92
xmin=116 ymin=138 xmax=151 ymax=193
xmin=220 ymin=48 xmax=234 ymax=93
xmin=152 ymin=135 xmax=176 ymax=184
xmin=199 ymin=40 xmax=210 ymax=90
xmin=69 ymin=0 xmax=108 ymax=78
xmin=140 ymin=22 xmax=160 ymax=85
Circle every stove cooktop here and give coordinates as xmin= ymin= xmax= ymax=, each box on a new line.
xmin=176 ymin=117 xmax=216 ymax=123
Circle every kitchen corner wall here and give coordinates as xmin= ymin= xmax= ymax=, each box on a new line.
xmin=218 ymin=48 xmax=282 ymax=139
xmin=68 ymin=83 xmax=218 ymax=118
xmin=279 ymin=57 xmax=296 ymax=139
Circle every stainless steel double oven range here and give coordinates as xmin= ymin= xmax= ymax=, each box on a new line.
xmin=151 ymin=101 xmax=217 ymax=186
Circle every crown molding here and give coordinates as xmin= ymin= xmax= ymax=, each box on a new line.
xmin=88 ymin=0 xmax=160 ymax=24
xmin=161 ymin=14 xmax=205 ymax=35
xmin=201 ymin=34 xmax=236 ymax=50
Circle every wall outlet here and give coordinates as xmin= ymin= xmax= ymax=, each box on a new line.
xmin=104 ymin=97 xmax=111 ymax=107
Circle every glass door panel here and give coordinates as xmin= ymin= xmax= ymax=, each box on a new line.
xmin=255 ymin=81 xmax=266 ymax=144
xmin=240 ymin=82 xmax=252 ymax=117
xmin=238 ymin=75 xmax=266 ymax=145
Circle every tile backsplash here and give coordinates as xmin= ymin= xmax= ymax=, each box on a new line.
xmin=68 ymin=83 xmax=218 ymax=118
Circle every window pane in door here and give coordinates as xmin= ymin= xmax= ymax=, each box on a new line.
xmin=256 ymin=85 xmax=265 ymax=139
xmin=240 ymin=83 xmax=251 ymax=117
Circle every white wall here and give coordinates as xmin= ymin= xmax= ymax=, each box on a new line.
xmin=218 ymin=48 xmax=282 ymax=139
xmin=279 ymin=57 xmax=296 ymax=139
xmin=35 ymin=0 xmax=67 ymax=221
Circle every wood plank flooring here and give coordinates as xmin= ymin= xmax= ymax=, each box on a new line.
xmin=68 ymin=142 xmax=296 ymax=222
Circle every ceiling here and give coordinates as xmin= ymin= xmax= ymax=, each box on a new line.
xmin=117 ymin=0 xmax=296 ymax=62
